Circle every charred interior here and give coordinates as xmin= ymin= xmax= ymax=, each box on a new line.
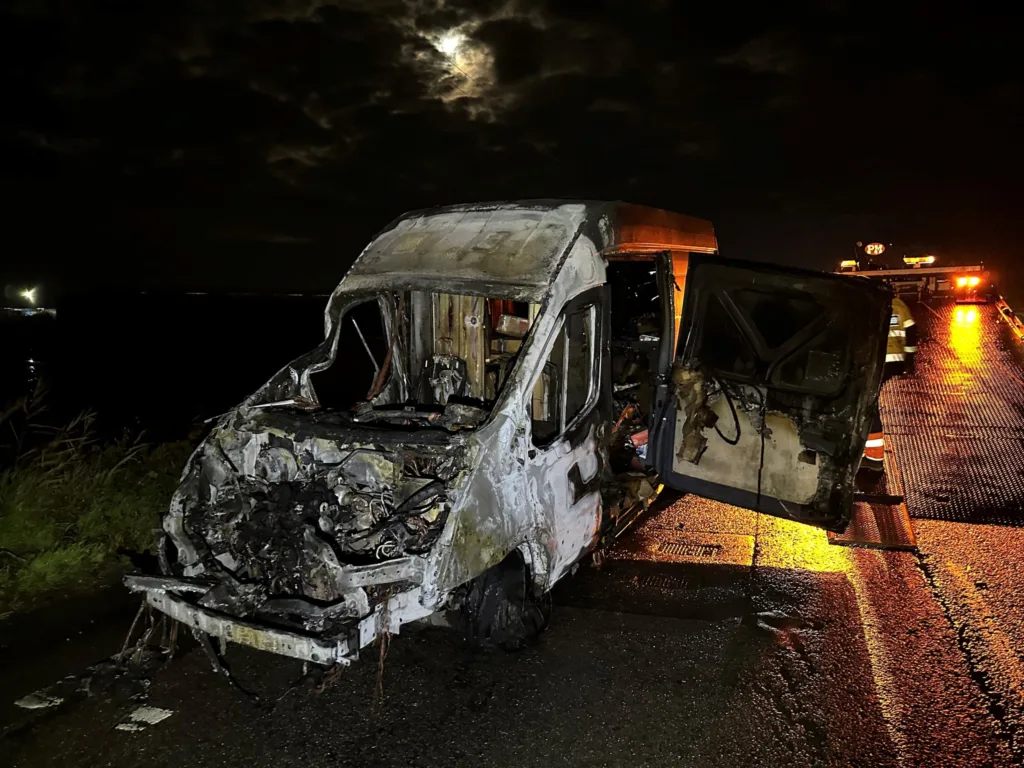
xmin=309 ymin=290 xmax=540 ymax=424
xmin=600 ymin=259 xmax=665 ymax=531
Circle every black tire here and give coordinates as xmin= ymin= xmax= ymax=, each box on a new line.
xmin=464 ymin=550 xmax=552 ymax=652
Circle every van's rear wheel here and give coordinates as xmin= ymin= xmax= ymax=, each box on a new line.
xmin=464 ymin=550 xmax=551 ymax=652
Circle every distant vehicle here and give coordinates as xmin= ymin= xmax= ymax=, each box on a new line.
xmin=954 ymin=275 xmax=996 ymax=304
xmin=126 ymin=200 xmax=890 ymax=669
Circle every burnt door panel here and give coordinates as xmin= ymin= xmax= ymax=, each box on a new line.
xmin=650 ymin=254 xmax=891 ymax=531
xmin=527 ymin=289 xmax=610 ymax=580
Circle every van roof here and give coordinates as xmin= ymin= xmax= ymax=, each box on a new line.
xmin=339 ymin=200 xmax=717 ymax=300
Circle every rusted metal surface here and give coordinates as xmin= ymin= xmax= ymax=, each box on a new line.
xmin=883 ymin=302 xmax=1024 ymax=525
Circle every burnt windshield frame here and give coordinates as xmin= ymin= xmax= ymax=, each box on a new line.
xmin=312 ymin=294 xmax=401 ymax=409
xmin=313 ymin=286 xmax=548 ymax=423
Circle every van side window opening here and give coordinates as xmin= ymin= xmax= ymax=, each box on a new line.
xmin=531 ymin=304 xmax=597 ymax=445
xmin=565 ymin=306 xmax=595 ymax=417
xmin=531 ymin=322 xmax=564 ymax=443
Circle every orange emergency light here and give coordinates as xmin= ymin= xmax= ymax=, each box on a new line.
xmin=956 ymin=276 xmax=980 ymax=288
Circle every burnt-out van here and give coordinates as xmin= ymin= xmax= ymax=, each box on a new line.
xmin=127 ymin=200 xmax=890 ymax=667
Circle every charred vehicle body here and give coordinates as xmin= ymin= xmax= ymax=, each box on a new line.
xmin=127 ymin=201 xmax=891 ymax=666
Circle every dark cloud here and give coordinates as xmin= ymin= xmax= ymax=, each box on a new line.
xmin=474 ymin=18 xmax=545 ymax=84
xmin=1 ymin=1 xmax=1022 ymax=294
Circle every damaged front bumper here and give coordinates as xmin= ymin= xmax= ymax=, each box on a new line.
xmin=125 ymin=556 xmax=437 ymax=666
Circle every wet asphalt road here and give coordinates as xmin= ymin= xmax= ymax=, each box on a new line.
xmin=2 ymin=497 xmax=1020 ymax=768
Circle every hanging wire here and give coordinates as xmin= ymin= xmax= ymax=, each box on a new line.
xmin=712 ymin=375 xmax=742 ymax=446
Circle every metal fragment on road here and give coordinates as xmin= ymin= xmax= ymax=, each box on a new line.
xmin=115 ymin=705 xmax=174 ymax=732
xmin=14 ymin=692 xmax=63 ymax=710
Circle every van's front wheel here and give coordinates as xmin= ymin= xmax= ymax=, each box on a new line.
xmin=464 ymin=550 xmax=552 ymax=652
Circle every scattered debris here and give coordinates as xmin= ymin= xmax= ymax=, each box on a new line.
xmin=115 ymin=705 xmax=174 ymax=732
xmin=314 ymin=663 xmax=346 ymax=695
xmin=14 ymin=692 xmax=63 ymax=710
xmin=6 ymin=603 xmax=175 ymax=740
xmin=11 ymin=650 xmax=161 ymax=717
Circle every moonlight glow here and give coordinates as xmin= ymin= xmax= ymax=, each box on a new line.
xmin=415 ymin=26 xmax=499 ymax=116
xmin=435 ymin=30 xmax=463 ymax=57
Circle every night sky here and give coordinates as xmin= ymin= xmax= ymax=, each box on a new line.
xmin=2 ymin=2 xmax=1021 ymax=298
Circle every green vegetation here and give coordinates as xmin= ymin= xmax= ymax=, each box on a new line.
xmin=0 ymin=404 xmax=191 ymax=617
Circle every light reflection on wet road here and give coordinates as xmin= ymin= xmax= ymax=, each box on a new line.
xmin=5 ymin=495 xmax=1017 ymax=767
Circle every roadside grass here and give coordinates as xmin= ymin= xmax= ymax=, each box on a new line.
xmin=0 ymin=403 xmax=191 ymax=617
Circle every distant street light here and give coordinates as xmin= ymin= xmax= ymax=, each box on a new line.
xmin=20 ymin=287 xmax=38 ymax=306
xmin=904 ymin=255 xmax=936 ymax=268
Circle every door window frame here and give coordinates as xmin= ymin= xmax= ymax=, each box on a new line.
xmin=529 ymin=290 xmax=603 ymax=448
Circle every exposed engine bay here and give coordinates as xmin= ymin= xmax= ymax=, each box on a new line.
xmin=199 ymin=448 xmax=448 ymax=577
xmin=155 ymin=409 xmax=468 ymax=642
xmin=129 ymin=280 xmax=559 ymax=665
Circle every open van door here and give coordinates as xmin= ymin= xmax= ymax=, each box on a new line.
xmin=649 ymin=254 xmax=892 ymax=531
